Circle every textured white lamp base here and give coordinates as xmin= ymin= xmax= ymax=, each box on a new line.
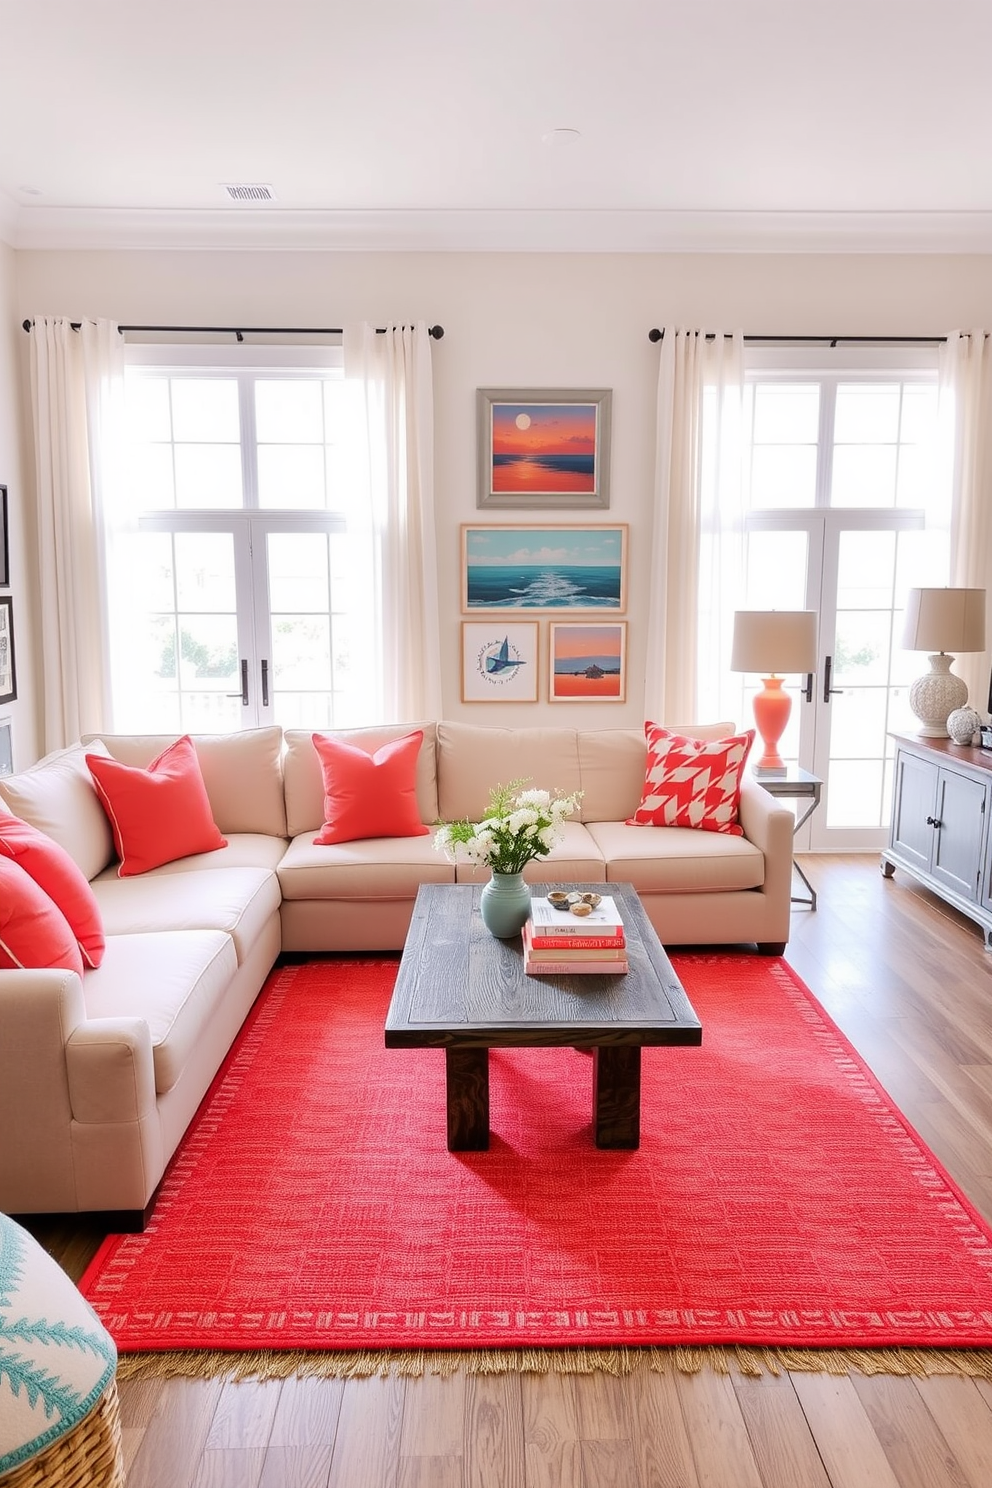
xmin=908 ymin=652 xmax=969 ymax=737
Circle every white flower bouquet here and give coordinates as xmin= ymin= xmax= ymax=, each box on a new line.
xmin=434 ymin=779 xmax=582 ymax=875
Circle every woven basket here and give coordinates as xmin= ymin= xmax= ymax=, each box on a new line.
xmin=0 ymin=1379 xmax=123 ymax=1488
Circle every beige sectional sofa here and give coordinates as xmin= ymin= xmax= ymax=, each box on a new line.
xmin=0 ymin=720 xmax=794 ymax=1224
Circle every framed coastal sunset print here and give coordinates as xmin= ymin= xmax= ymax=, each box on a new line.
xmin=477 ymin=388 xmax=612 ymax=508
xmin=461 ymin=524 xmax=627 ymax=614
xmin=549 ymin=622 xmax=627 ymax=702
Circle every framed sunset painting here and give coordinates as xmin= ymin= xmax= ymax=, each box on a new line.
xmin=461 ymin=525 xmax=627 ymax=614
xmin=477 ymin=388 xmax=611 ymax=508
xmin=549 ymin=622 xmax=627 ymax=702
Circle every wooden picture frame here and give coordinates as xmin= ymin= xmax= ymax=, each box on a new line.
xmin=477 ymin=388 xmax=611 ymax=509
xmin=461 ymin=621 xmax=539 ymax=702
xmin=0 ymin=596 xmax=15 ymax=705
xmin=549 ymin=622 xmax=627 ymax=702
xmin=461 ymin=524 xmax=627 ymax=614
xmin=0 ymin=487 xmax=8 ymax=588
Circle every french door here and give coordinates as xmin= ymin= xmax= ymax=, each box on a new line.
xmin=743 ymin=508 xmax=925 ymax=852
xmin=121 ymin=514 xmax=375 ymax=733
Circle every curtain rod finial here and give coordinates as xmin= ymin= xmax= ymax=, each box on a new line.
xmin=429 ymin=325 xmax=444 ymax=339
xmin=648 ymin=327 xmax=663 ymax=343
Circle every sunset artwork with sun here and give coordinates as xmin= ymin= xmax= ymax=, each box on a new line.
xmin=490 ymin=401 xmax=599 ymax=494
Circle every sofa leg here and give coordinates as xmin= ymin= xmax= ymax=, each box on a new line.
xmin=757 ymin=941 xmax=787 ymax=957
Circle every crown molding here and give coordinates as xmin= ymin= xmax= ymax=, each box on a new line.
xmin=7 ymin=204 xmax=992 ymax=254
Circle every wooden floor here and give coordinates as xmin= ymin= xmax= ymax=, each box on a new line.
xmin=24 ymin=854 xmax=992 ymax=1487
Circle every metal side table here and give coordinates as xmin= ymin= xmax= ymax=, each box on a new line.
xmin=754 ymin=767 xmax=823 ymax=911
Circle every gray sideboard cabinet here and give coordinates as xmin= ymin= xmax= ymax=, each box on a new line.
xmin=882 ymin=732 xmax=992 ymax=949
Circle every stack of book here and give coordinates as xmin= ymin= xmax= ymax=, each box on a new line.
xmin=523 ymin=894 xmax=628 ymax=975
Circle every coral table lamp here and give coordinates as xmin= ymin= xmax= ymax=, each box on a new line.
xmin=731 ymin=610 xmax=818 ymax=775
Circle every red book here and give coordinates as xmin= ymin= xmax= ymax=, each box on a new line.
xmin=522 ymin=923 xmax=627 ymax=958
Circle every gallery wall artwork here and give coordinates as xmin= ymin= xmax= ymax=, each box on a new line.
xmin=548 ymin=621 xmax=627 ymax=702
xmin=461 ymin=622 xmax=539 ymax=702
xmin=461 ymin=524 xmax=627 ymax=614
xmin=477 ymin=389 xmax=611 ymax=509
xmin=0 ymin=597 xmax=16 ymax=706
xmin=0 ymin=486 xmax=8 ymax=588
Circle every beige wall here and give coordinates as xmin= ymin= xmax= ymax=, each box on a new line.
xmin=10 ymin=249 xmax=992 ymax=755
xmin=0 ymin=244 xmax=33 ymax=765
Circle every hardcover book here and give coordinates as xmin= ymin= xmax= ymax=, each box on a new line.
xmin=528 ymin=895 xmax=624 ymax=936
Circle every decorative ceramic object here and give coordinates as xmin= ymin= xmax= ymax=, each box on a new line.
xmin=947 ymin=706 xmax=981 ymax=745
xmin=479 ymin=871 xmax=533 ymax=938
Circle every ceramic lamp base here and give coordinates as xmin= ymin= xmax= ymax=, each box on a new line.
xmin=908 ymin=653 xmax=968 ymax=738
xmin=752 ymin=676 xmax=792 ymax=773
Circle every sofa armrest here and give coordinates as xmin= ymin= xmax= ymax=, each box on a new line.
xmin=737 ymin=776 xmax=796 ymax=906
xmin=67 ymin=1019 xmax=157 ymax=1124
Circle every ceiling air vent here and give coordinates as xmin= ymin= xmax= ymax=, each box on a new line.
xmin=221 ymin=183 xmax=277 ymax=203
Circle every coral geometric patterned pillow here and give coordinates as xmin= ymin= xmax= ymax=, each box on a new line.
xmin=0 ymin=809 xmax=105 ymax=967
xmin=312 ymin=730 xmax=430 ymax=845
xmin=0 ymin=857 xmax=85 ymax=976
xmin=86 ymin=735 xmax=227 ymax=876
xmin=626 ymin=723 xmax=755 ymax=835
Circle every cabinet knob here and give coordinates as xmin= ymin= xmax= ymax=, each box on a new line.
xmin=926 ymin=815 xmax=942 ymax=828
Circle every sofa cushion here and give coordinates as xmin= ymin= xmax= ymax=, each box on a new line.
xmin=451 ymin=821 xmax=606 ymax=884
xmin=626 ymin=725 xmax=755 ymax=836
xmin=83 ymin=727 xmax=287 ymax=837
xmin=437 ymin=721 xmax=582 ymax=823
xmin=92 ymin=867 xmax=280 ymax=965
xmin=312 ymin=730 xmax=430 ymax=844
xmin=0 ymin=858 xmax=85 ymax=975
xmin=586 ymin=820 xmax=765 ymax=894
xmin=283 ymin=724 xmax=439 ymax=838
xmin=0 ymin=740 xmax=114 ymax=881
xmin=87 ymin=736 xmax=228 ymax=875
xmin=0 ymin=809 xmax=105 ymax=968
xmin=279 ymin=831 xmax=454 ymax=901
xmin=577 ymin=723 xmax=736 ymax=822
xmin=90 ymin=833 xmax=288 ymax=877
xmin=80 ymin=929 xmax=238 ymax=1095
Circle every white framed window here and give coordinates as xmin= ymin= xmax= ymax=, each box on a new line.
xmin=111 ymin=344 xmax=377 ymax=732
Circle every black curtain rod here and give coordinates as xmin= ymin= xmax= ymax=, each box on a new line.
xmin=22 ymin=320 xmax=444 ymax=340
xmin=647 ymin=329 xmax=950 ymax=346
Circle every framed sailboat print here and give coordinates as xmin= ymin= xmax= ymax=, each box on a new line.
xmin=461 ymin=622 xmax=539 ymax=702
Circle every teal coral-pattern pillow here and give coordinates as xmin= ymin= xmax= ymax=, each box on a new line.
xmin=0 ymin=1213 xmax=117 ymax=1474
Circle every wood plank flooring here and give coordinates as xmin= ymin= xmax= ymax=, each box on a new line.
xmin=22 ymin=854 xmax=992 ymax=1487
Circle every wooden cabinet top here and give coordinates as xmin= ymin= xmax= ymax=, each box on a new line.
xmin=891 ymin=732 xmax=992 ymax=779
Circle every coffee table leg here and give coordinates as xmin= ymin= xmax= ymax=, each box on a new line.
xmin=446 ymin=1048 xmax=490 ymax=1151
xmin=593 ymin=1046 xmax=641 ymax=1149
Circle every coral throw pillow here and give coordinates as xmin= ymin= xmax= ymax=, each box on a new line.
xmin=626 ymin=724 xmax=755 ymax=836
xmin=312 ymin=730 xmax=429 ymax=845
xmin=0 ymin=810 xmax=105 ymax=967
xmin=86 ymin=736 xmax=227 ymax=876
xmin=0 ymin=857 xmax=85 ymax=976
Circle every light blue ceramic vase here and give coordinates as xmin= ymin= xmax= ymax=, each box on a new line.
xmin=479 ymin=872 xmax=532 ymax=938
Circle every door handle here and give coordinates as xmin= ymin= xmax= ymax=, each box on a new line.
xmin=226 ymin=659 xmax=249 ymax=706
xmin=823 ymin=655 xmax=843 ymax=703
xmin=803 ymin=672 xmax=814 ymax=704
xmin=261 ymin=659 xmax=269 ymax=708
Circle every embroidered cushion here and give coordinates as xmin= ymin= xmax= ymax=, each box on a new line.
xmin=626 ymin=724 xmax=755 ymax=835
xmin=0 ymin=857 xmax=84 ymax=975
xmin=0 ymin=808 xmax=105 ymax=967
xmin=86 ymin=735 xmax=227 ymax=876
xmin=312 ymin=730 xmax=430 ymax=845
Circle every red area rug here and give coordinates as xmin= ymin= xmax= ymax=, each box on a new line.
xmin=81 ymin=956 xmax=992 ymax=1359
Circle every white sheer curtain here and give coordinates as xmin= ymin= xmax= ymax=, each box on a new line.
xmin=940 ymin=330 xmax=992 ymax=714
xmin=343 ymin=322 xmax=441 ymax=724
xmin=645 ymin=328 xmax=745 ymax=725
xmin=28 ymin=318 xmax=125 ymax=751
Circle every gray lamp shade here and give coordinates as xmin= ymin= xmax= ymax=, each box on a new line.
xmin=730 ymin=611 xmax=818 ymax=675
xmin=901 ymin=588 xmax=986 ymax=654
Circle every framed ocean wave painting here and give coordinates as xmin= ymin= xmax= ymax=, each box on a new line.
xmin=461 ymin=524 xmax=627 ymax=614
xmin=477 ymin=388 xmax=611 ymax=509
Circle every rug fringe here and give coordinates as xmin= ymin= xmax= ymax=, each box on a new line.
xmin=114 ymin=1344 xmax=992 ymax=1383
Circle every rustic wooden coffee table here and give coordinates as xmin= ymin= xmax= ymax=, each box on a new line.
xmin=384 ymin=882 xmax=701 ymax=1151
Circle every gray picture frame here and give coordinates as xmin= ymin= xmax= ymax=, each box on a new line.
xmin=0 ymin=596 xmax=16 ymax=705
xmin=0 ymin=486 xmax=8 ymax=588
xmin=477 ymin=387 xmax=612 ymax=509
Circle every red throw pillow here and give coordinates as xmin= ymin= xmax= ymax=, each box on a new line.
xmin=86 ymin=735 xmax=227 ymax=877
xmin=626 ymin=723 xmax=755 ymax=835
xmin=0 ymin=810 xmax=105 ymax=968
xmin=0 ymin=857 xmax=85 ymax=975
xmin=312 ymin=730 xmax=429 ymax=845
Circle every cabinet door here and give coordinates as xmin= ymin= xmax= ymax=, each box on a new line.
xmin=932 ymin=769 xmax=987 ymax=903
xmin=889 ymin=751 xmax=938 ymax=873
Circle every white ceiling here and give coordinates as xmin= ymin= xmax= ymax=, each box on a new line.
xmin=2 ymin=0 xmax=991 ymax=253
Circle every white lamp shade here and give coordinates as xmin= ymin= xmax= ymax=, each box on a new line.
xmin=901 ymin=588 xmax=986 ymax=654
xmin=731 ymin=611 xmax=818 ymax=675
